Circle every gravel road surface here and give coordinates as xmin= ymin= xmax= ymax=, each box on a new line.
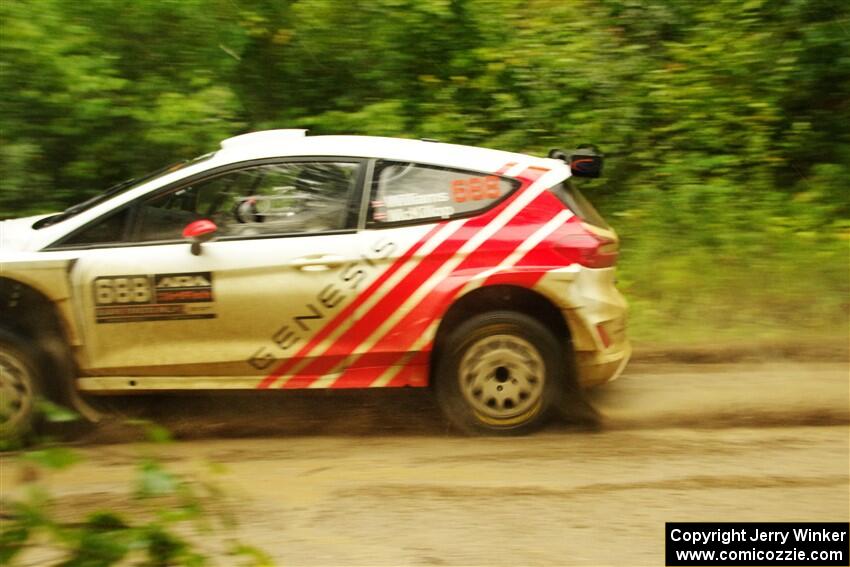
xmin=3 ymin=361 xmax=848 ymax=566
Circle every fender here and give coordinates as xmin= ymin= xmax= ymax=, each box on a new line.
xmin=433 ymin=268 xmax=578 ymax=345
xmin=0 ymin=255 xmax=83 ymax=347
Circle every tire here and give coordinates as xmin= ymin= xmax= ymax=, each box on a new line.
xmin=434 ymin=311 xmax=567 ymax=435
xmin=0 ymin=328 xmax=43 ymax=442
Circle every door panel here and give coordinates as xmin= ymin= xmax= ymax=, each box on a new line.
xmin=251 ymin=223 xmax=439 ymax=389
xmin=66 ymin=159 xmax=376 ymax=377
xmin=70 ymin=233 xmax=364 ymax=374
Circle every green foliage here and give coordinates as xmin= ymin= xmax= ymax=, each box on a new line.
xmin=1 ymin=0 xmax=847 ymax=341
xmin=0 ymin=421 xmax=271 ymax=566
xmin=22 ymin=447 xmax=81 ymax=471
xmin=36 ymin=401 xmax=82 ymax=425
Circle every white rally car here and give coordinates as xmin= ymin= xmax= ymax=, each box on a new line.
xmin=0 ymin=130 xmax=630 ymax=437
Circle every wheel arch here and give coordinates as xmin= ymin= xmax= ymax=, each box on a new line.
xmin=430 ymin=284 xmax=573 ymax=386
xmin=0 ymin=276 xmax=77 ymax=402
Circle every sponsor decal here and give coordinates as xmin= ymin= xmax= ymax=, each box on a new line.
xmin=385 ymin=204 xmax=454 ymax=222
xmin=385 ymin=192 xmax=450 ymax=208
xmin=93 ymin=272 xmax=215 ymax=323
xmin=372 ymin=192 xmax=454 ymax=223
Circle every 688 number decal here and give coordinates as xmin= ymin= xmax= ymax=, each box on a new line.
xmin=92 ymin=272 xmax=215 ymax=323
xmin=94 ymin=276 xmax=153 ymax=305
xmin=451 ymin=175 xmax=501 ymax=203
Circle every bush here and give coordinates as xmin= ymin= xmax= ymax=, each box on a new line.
xmin=0 ymin=409 xmax=271 ymax=566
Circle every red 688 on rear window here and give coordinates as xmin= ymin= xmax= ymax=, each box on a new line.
xmin=368 ymin=163 xmax=518 ymax=227
xmin=451 ymin=175 xmax=501 ymax=203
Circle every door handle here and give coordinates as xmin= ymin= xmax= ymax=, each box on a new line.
xmin=290 ymin=254 xmax=346 ymax=271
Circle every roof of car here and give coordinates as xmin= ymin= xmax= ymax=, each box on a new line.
xmin=215 ymin=130 xmax=562 ymax=174
xmin=11 ymin=130 xmax=570 ymax=252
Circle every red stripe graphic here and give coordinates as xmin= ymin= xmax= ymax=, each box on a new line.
xmin=480 ymin=216 xmax=585 ymax=289
xmin=258 ymin=160 xmax=531 ymax=390
xmin=277 ymin=162 xmax=529 ymax=388
xmin=331 ymin=194 xmax=550 ymax=387
xmin=281 ymin=217 xmax=482 ymax=387
xmin=256 ymin=222 xmax=444 ymax=389
xmin=386 ymin=363 xmax=427 ymax=388
xmin=323 ymin=352 xmax=429 ymax=389
xmin=330 ymin=167 xmax=554 ymax=388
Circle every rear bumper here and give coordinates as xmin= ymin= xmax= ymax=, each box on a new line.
xmin=574 ymin=339 xmax=631 ymax=388
xmin=535 ymin=265 xmax=631 ymax=388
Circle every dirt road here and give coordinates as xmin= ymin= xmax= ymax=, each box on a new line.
xmin=3 ymin=361 xmax=849 ymax=566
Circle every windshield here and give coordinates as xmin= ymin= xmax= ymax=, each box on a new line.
xmin=33 ymin=153 xmax=214 ymax=229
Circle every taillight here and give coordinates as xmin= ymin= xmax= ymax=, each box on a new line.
xmin=554 ymin=232 xmax=619 ymax=268
xmin=596 ymin=323 xmax=612 ymax=348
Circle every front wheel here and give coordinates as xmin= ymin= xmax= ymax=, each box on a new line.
xmin=434 ymin=311 xmax=567 ymax=435
xmin=0 ymin=329 xmax=42 ymax=442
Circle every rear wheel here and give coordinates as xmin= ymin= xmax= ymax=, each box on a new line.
xmin=435 ymin=311 xmax=567 ymax=435
xmin=0 ymin=329 xmax=42 ymax=441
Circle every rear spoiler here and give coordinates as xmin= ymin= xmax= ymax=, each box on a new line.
xmin=548 ymin=145 xmax=603 ymax=178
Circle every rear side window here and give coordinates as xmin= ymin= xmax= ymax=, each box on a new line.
xmin=550 ymin=182 xmax=610 ymax=230
xmin=368 ymin=161 xmax=519 ymax=226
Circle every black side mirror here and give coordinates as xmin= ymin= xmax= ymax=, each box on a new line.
xmin=549 ymin=145 xmax=603 ymax=178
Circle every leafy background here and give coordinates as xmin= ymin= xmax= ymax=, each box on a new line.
xmin=1 ymin=0 xmax=848 ymax=344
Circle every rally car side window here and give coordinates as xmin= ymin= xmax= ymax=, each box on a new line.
xmin=60 ymin=207 xmax=132 ymax=246
xmin=134 ymin=161 xmax=361 ymax=242
xmin=52 ymin=161 xmax=362 ymax=249
xmin=367 ymin=161 xmax=519 ymax=227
